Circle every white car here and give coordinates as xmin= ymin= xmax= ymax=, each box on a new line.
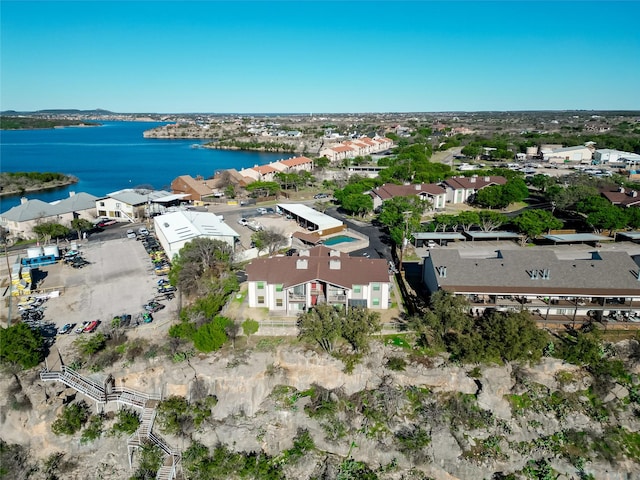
xmin=237 ymin=218 xmax=248 ymax=226
xmin=126 ymin=229 xmax=136 ymax=239
xmin=138 ymin=227 xmax=149 ymax=236
xmin=256 ymin=207 xmax=267 ymax=215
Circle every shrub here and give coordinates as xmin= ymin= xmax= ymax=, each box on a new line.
xmin=112 ymin=408 xmax=140 ymax=435
xmin=0 ymin=323 xmax=44 ymax=369
xmin=386 ymin=356 xmax=407 ymax=371
xmin=81 ymin=415 xmax=104 ymax=443
xmin=51 ymin=402 xmax=90 ymax=435
xmin=192 ymin=316 xmax=231 ymax=353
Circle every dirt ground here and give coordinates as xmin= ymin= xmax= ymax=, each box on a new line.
xmin=2 ymin=237 xmax=179 ymax=362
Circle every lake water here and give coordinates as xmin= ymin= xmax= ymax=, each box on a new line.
xmin=0 ymin=121 xmax=287 ymax=211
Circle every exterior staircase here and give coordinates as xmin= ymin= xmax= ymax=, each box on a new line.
xmin=41 ymin=366 xmax=180 ymax=480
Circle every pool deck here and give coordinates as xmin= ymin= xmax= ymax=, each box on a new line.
xmin=321 ymin=229 xmax=369 ymax=253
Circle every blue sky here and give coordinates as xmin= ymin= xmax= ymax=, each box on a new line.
xmin=1 ymin=1 xmax=639 ymax=113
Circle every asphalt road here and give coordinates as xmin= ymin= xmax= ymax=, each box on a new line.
xmin=324 ymin=207 xmax=392 ymax=261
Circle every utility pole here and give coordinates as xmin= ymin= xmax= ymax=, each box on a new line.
xmin=398 ymin=210 xmax=412 ymax=274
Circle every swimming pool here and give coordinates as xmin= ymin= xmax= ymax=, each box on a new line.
xmin=323 ymin=235 xmax=358 ymax=246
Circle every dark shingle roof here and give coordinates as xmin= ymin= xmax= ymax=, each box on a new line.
xmin=426 ymin=249 xmax=640 ymax=296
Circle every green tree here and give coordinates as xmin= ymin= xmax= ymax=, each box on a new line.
xmin=251 ymin=228 xmax=287 ymax=256
xmin=0 ymin=323 xmax=44 ymax=369
xmin=192 ymin=316 xmax=231 ymax=353
xmin=245 ymin=180 xmax=279 ymax=197
xmin=340 ymin=307 xmax=381 ymax=353
xmin=378 ymin=195 xmax=426 ymax=246
xmin=70 ymin=217 xmax=93 ymax=241
xmin=314 ymin=156 xmax=330 ymax=169
xmin=242 ymin=319 xmax=259 ymax=345
xmin=297 ymin=304 xmax=343 ymax=353
xmin=341 ymin=193 xmax=373 ymax=217
xmin=512 ymin=209 xmax=563 ymax=245
xmin=51 ymin=401 xmax=90 ymax=435
xmin=586 ymin=205 xmax=629 ymax=233
xmin=74 ymin=332 xmax=106 ymax=356
xmin=32 ymin=222 xmax=70 ymax=244
xmin=169 ymin=237 xmax=232 ymax=296
xmin=478 ymin=210 xmax=507 ymax=231
xmin=112 ymin=408 xmax=141 ymax=435
xmin=456 ymin=211 xmax=480 ymax=232
xmin=477 ymin=310 xmax=548 ymax=363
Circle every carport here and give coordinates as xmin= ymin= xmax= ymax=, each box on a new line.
xmin=542 ymin=233 xmax=612 ymax=247
xmin=464 ymin=231 xmax=522 ymax=243
xmin=413 ymin=232 xmax=465 ymax=247
xmin=277 ymin=204 xmax=345 ymax=236
xmin=617 ymin=231 xmax=640 ymax=243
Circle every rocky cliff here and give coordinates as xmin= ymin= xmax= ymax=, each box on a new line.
xmin=2 ymin=341 xmax=640 ymax=479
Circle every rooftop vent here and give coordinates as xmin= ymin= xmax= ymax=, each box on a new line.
xmin=299 ymin=249 xmax=310 ymax=257
xmin=329 ymin=259 xmax=341 ymax=270
xmin=296 ymin=259 xmax=308 ymax=270
xmin=329 ymin=249 xmax=340 ymax=257
xmin=437 ymin=266 xmax=447 ymax=278
xmin=484 ymin=176 xmax=490 ymax=181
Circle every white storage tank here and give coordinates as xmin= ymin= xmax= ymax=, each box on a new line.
xmin=526 ymin=146 xmax=539 ymax=157
xmin=44 ymin=245 xmax=60 ymax=258
xmin=27 ymin=247 xmax=43 ymax=258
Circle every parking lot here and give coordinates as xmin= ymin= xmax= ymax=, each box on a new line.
xmin=3 ymin=236 xmax=178 ymax=353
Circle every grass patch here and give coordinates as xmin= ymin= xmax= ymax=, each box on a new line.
xmin=384 ymin=334 xmax=412 ymax=349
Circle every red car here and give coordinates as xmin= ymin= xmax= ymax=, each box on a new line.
xmin=96 ymin=219 xmax=117 ymax=228
xmin=83 ymin=320 xmax=100 ymax=333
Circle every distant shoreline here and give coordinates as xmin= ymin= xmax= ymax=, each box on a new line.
xmin=0 ymin=178 xmax=79 ymax=198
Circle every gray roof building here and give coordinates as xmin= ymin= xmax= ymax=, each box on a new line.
xmin=423 ymin=249 xmax=640 ymax=297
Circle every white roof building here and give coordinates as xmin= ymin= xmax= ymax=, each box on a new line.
xmin=277 ymin=204 xmax=344 ymax=236
xmin=153 ymin=210 xmax=240 ymax=260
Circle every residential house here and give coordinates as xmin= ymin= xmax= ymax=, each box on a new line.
xmin=246 ymin=246 xmax=390 ymax=314
xmin=171 ymin=175 xmax=216 ymax=201
xmin=1 ymin=192 xmax=98 ymax=240
xmin=154 ymin=210 xmax=239 ymax=260
xmin=601 ymin=187 xmax=640 ymax=208
xmin=277 ymin=156 xmax=314 ymax=172
xmin=96 ymin=189 xmax=179 ymax=222
xmin=423 ymin=248 xmax=640 ymax=321
xmin=320 ymin=145 xmax=355 ymax=163
xmin=238 ymin=164 xmax=279 ymax=182
xmin=441 ymin=175 xmax=507 ymax=204
xmin=370 ymin=183 xmax=446 ymax=210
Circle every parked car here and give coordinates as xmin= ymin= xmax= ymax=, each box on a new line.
xmin=256 ymin=207 xmax=268 ymax=215
xmin=83 ymin=320 xmax=100 ymax=333
xmin=126 ymin=229 xmax=136 ymax=239
xmin=314 ymin=193 xmax=329 ymax=199
xmin=144 ymin=301 xmax=165 ymax=313
xmin=158 ymin=285 xmax=177 ymax=294
xmin=58 ymin=323 xmax=74 ymax=335
xmin=75 ymin=321 xmax=90 ymax=334
xmin=237 ymin=218 xmax=248 ymax=226
xmin=96 ymin=219 xmax=117 ymax=228
xmin=138 ymin=227 xmax=150 ymax=236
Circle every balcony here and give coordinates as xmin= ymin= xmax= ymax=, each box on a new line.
xmin=288 ymin=292 xmax=306 ymax=301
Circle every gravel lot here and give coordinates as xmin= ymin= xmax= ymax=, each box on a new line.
xmin=6 ymin=237 xmax=179 ymax=353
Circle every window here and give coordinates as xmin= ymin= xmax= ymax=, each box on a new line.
xmin=257 ymin=282 xmax=265 ymax=289
xmin=99 ymin=201 xmax=105 ymax=207
xmin=372 ymin=283 xmax=380 ymax=292
xmin=372 ymin=298 xmax=380 ymax=306
xmin=276 ymin=299 xmax=283 ymax=307
xmin=115 ymin=202 xmax=121 ymax=208
xmin=258 ymin=296 xmax=265 ymax=304
xmin=353 ymin=285 xmax=361 ymax=293
xmin=276 ymin=284 xmax=283 ymax=292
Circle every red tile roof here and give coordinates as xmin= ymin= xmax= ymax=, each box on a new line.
xmin=332 ymin=146 xmax=355 ymax=153
xmin=252 ymin=165 xmax=278 ymax=175
xmin=280 ymin=156 xmax=313 ymax=167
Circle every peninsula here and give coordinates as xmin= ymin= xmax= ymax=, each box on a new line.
xmin=0 ymin=172 xmax=79 ymax=197
xmin=0 ymin=116 xmax=99 ymax=130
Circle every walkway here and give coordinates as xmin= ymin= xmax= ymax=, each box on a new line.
xmin=40 ymin=366 xmax=181 ymax=480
